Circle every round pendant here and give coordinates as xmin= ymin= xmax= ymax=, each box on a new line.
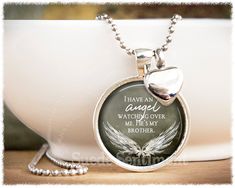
xmin=93 ymin=77 xmax=190 ymax=172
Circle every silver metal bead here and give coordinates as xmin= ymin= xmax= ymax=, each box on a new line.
xmin=127 ymin=49 xmax=134 ymax=55
xmin=115 ymin=37 xmax=121 ymax=41
xmin=62 ymin=169 xmax=69 ymax=176
xmin=41 ymin=170 xmax=46 ymax=175
xmin=43 ymin=170 xmax=51 ymax=176
xmin=71 ymin=164 xmax=76 ymax=169
xmin=166 ymin=36 xmax=172 ymax=42
xmin=51 ymin=170 xmax=59 ymax=176
xmin=69 ymin=169 xmax=77 ymax=176
xmin=83 ymin=167 xmax=88 ymax=174
xmin=102 ymin=14 xmax=108 ymax=19
xmin=162 ymin=44 xmax=168 ymax=51
xmin=31 ymin=168 xmax=37 ymax=174
xmin=34 ymin=169 xmax=39 ymax=174
xmin=171 ymin=18 xmax=177 ymax=24
xmin=95 ymin=15 xmax=101 ymax=20
xmin=169 ymin=26 xmax=175 ymax=33
xmin=65 ymin=163 xmax=71 ymax=169
xmin=120 ymin=44 xmax=126 ymax=49
xmin=174 ymin=14 xmax=182 ymax=20
xmin=75 ymin=164 xmax=81 ymax=169
xmin=38 ymin=169 xmax=44 ymax=175
xmin=115 ymin=33 xmax=121 ymax=41
xmin=77 ymin=168 xmax=84 ymax=175
xmin=107 ymin=18 xmax=112 ymax=24
xmin=111 ymin=24 xmax=117 ymax=31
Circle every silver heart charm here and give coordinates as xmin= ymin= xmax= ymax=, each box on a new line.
xmin=144 ymin=67 xmax=183 ymax=106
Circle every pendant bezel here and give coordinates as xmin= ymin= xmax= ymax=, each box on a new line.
xmin=93 ymin=76 xmax=190 ymax=172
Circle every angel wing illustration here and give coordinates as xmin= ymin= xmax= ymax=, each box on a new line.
xmin=104 ymin=121 xmax=179 ymax=157
xmin=104 ymin=122 xmax=142 ymax=156
xmin=141 ymin=121 xmax=180 ymax=157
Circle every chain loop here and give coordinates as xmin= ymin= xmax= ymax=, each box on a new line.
xmin=96 ymin=14 xmax=182 ymax=56
xmin=28 ymin=144 xmax=88 ymax=176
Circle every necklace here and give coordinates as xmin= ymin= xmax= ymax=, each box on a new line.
xmin=28 ymin=144 xmax=88 ymax=176
xmin=93 ymin=14 xmax=190 ymax=172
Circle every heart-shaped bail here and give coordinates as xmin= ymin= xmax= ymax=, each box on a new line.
xmin=143 ymin=49 xmax=184 ymax=106
xmin=144 ymin=67 xmax=183 ymax=106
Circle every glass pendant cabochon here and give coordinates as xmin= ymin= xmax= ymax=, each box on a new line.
xmin=98 ymin=80 xmax=187 ymax=167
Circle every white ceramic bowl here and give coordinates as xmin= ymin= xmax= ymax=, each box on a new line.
xmin=4 ymin=19 xmax=232 ymax=161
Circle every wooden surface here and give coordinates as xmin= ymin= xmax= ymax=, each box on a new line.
xmin=4 ymin=151 xmax=232 ymax=184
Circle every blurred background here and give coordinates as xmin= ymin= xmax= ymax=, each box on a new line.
xmin=4 ymin=3 xmax=232 ymax=150
xmin=4 ymin=4 xmax=231 ymax=19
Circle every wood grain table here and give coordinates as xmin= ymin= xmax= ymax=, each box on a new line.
xmin=4 ymin=151 xmax=232 ymax=184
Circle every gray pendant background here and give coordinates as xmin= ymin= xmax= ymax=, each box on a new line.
xmin=98 ymin=80 xmax=186 ymax=166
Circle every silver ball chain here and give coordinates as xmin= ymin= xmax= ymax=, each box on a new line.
xmin=96 ymin=13 xmax=182 ymax=56
xmin=28 ymin=144 xmax=88 ymax=176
